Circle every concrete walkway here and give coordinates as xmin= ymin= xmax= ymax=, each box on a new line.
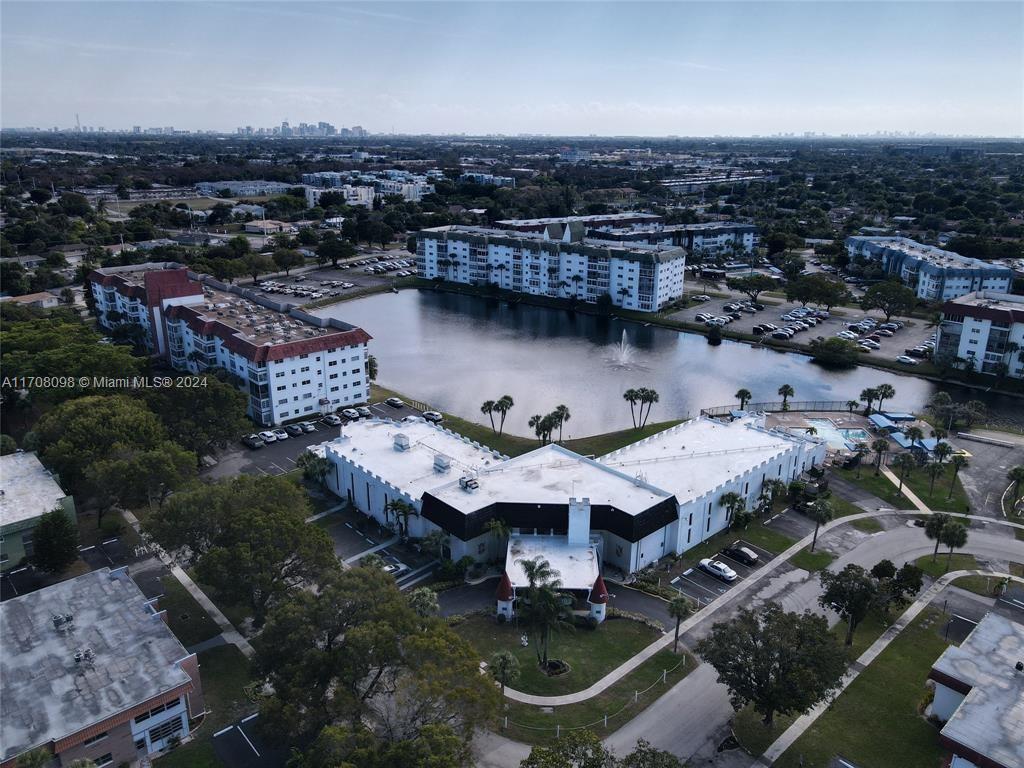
xmin=879 ymin=465 xmax=931 ymax=512
xmin=751 ymin=569 xmax=1023 ymax=767
xmin=501 ymin=510 xmax=1024 ymax=706
xmin=304 ymin=503 xmax=348 ymax=523
xmin=341 ymin=535 xmax=400 ymax=564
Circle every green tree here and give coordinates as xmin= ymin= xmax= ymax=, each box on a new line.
xmin=874 ymin=383 xmax=896 ymax=413
xmin=947 ymin=454 xmax=968 ymax=499
xmin=241 ymin=253 xmax=274 ymax=282
xmin=0 ymin=434 xmax=17 ymax=455
xmin=298 ymin=723 xmax=471 ymax=768
xmin=805 ymin=497 xmax=834 ymax=552
xmin=297 ymin=451 xmax=331 ymax=485
xmin=481 ymin=400 xmax=497 ymax=433
xmin=1008 ymin=466 xmax=1024 ymax=505
xmin=818 ymin=564 xmax=879 ymax=646
xmin=933 ymin=441 xmax=953 ymax=465
xmin=143 ymin=375 xmax=248 ymax=460
xmin=30 ymin=508 xmax=78 ymax=574
xmin=623 ymin=388 xmax=641 ymax=428
xmin=489 ymin=650 xmax=520 ymax=696
xmin=519 ymin=557 xmax=574 ymax=669
xmin=367 ymin=354 xmax=378 ymax=381
xmin=939 ymin=521 xmax=968 ymax=571
xmin=870 ymin=438 xmax=889 ymax=475
xmin=926 ymin=459 xmax=944 ymax=495
xmin=493 ymin=394 xmax=515 ymax=435
xmin=552 ymin=404 xmax=571 ymax=442
xmin=667 ymin=595 xmax=692 ymax=653
xmin=924 ymin=512 xmax=951 ymax=562
xmin=860 ymin=387 xmax=879 ymax=413
xmin=809 ymin=337 xmax=862 ymax=368
xmin=860 ymin=280 xmax=916 ymax=322
xmin=520 ymin=730 xmax=610 ymax=768
xmin=637 ymin=387 xmax=660 ymax=427
xmin=777 ymin=384 xmax=794 ymax=410
xmin=272 ymin=247 xmax=305 ymax=276
xmin=695 ymin=603 xmax=846 ymax=726
xmin=146 ymin=474 xmax=337 ymax=626
xmin=385 ymin=498 xmax=418 ymax=538
xmin=317 ymin=236 xmax=357 ymax=268
xmin=891 ymin=452 xmax=916 ymax=492
xmin=408 ymin=586 xmax=440 ymax=619
xmin=734 ymin=388 xmax=752 ymax=410
xmin=88 ymin=441 xmax=197 ymax=512
xmin=726 ymin=273 xmax=776 ymax=302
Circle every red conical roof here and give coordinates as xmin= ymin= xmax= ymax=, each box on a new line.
xmin=589 ymin=574 xmax=609 ymax=605
xmin=496 ymin=572 xmax=515 ymax=601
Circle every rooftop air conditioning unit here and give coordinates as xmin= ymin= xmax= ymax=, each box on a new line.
xmin=434 ymin=454 xmax=451 ymax=473
xmin=459 ymin=476 xmax=479 ymax=491
xmin=394 ymin=433 xmax=410 ymax=451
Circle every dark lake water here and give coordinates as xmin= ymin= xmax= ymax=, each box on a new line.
xmin=316 ymin=290 xmax=1020 ymax=438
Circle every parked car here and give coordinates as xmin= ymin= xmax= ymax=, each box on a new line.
xmin=258 ymin=430 xmax=278 ymax=443
xmin=699 ymin=558 xmax=738 ymax=582
xmin=300 ymin=421 xmax=317 ymax=433
xmin=357 ymin=406 xmax=372 ymax=417
xmin=896 ymin=355 xmax=920 ymax=365
xmin=383 ymin=561 xmax=410 ymax=578
xmin=322 ymin=414 xmax=342 ymax=426
xmin=722 ymin=543 xmax=759 ymax=566
xmin=242 ymin=434 xmax=264 ymax=449
xmin=422 ymin=411 xmax=444 ymax=423
xmin=385 ymin=397 xmax=405 ymax=408
xmin=284 ymin=424 xmax=304 ymax=436
xmin=695 ymin=313 xmax=713 ymax=322
xmin=341 ymin=408 xmax=360 ymax=420
xmin=272 ymin=428 xmax=289 ymax=440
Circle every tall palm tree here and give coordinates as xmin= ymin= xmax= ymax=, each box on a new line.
xmin=891 ymin=452 xmax=916 ymax=492
xmin=806 ymin=497 xmax=834 ymax=552
xmin=927 ymin=459 xmax=944 ymax=495
xmin=384 ymin=499 xmax=418 ymax=539
xmin=407 ymin=586 xmax=439 ymax=619
xmin=853 ymin=443 xmax=870 ymax=478
xmin=846 ymin=400 xmax=859 ymax=414
xmin=860 ymin=387 xmax=879 ymax=413
xmin=735 ymin=388 xmax=752 ymax=410
xmin=871 ymin=438 xmax=889 ymax=476
xmin=481 ymin=400 xmax=497 ymax=433
xmin=638 ymin=387 xmax=660 ymax=427
xmin=489 ymin=650 xmax=520 ymax=696
xmin=623 ymin=388 xmax=641 ymax=428
xmin=667 ymin=595 xmax=692 ymax=653
xmin=939 ymin=521 xmax=968 ymax=572
xmin=519 ymin=558 xmax=572 ymax=669
xmin=904 ymin=426 xmax=924 ymax=445
xmin=553 ymin=404 xmax=571 ymax=442
xmin=493 ymin=395 xmax=514 ymax=435
xmin=718 ymin=492 xmax=745 ymax=527
xmin=528 ymin=414 xmax=545 ymax=444
xmin=805 ymin=426 xmax=818 ymax=436
xmin=933 ymin=442 xmax=953 ymax=465
xmin=874 ymin=383 xmax=896 ymax=413
xmin=948 ymin=455 xmax=968 ymax=499
xmin=485 ymin=517 xmax=511 ymax=560
xmin=777 ymin=384 xmax=794 ymax=410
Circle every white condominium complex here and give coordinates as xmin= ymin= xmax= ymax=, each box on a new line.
xmin=937 ymin=291 xmax=1024 ymax=379
xmin=416 ymin=224 xmax=687 ymax=312
xmin=87 ymin=263 xmax=371 ymax=425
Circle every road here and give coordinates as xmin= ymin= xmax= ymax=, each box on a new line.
xmin=472 ymin=516 xmax=1024 ymax=767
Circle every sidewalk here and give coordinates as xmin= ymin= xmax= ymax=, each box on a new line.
xmin=879 ymin=465 xmax=931 ymax=512
xmin=752 ymin=569 xmax=1023 ymax=767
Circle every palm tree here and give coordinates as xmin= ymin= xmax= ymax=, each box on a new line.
xmin=846 ymin=400 xmax=859 ymax=414
xmin=904 ymin=426 xmax=924 ymax=445
xmin=485 ymin=517 xmax=510 ymax=560
xmin=481 ymin=400 xmax=497 ymax=433
xmin=870 ymin=438 xmax=889 ymax=475
xmin=926 ymin=459 xmax=944 ymax=495
xmin=552 ymin=404 xmax=571 ymax=442
xmin=860 ymin=387 xmax=879 ymax=414
xmin=948 ymin=455 xmax=968 ymax=499
xmin=924 ymin=512 xmax=951 ymax=562
xmin=874 ymin=384 xmax=896 ymax=413
xmin=939 ymin=521 xmax=968 ymax=572
xmin=623 ymin=388 xmax=641 ymax=428
xmin=853 ymin=443 xmax=870 ymax=478
xmin=408 ymin=586 xmax=439 ymax=619
xmin=777 ymin=384 xmax=794 ymax=410
xmin=667 ymin=595 xmax=692 ymax=653
xmin=806 ymin=497 xmax=834 ymax=552
xmin=384 ymin=498 xmax=418 ymax=539
xmin=1008 ymin=466 xmax=1024 ymax=506
xmin=891 ymin=452 xmax=916 ymax=492
xmin=519 ymin=558 xmax=572 ymax=669
xmin=933 ymin=441 xmax=953 ymax=465
xmin=719 ymin=491 xmax=745 ymax=528
xmin=493 ymin=395 xmax=514 ymax=435
xmin=489 ymin=650 xmax=520 ymax=696
xmin=638 ymin=387 xmax=660 ymax=427
xmin=735 ymin=388 xmax=752 ymax=410
xmin=528 ymin=414 xmax=545 ymax=444
xmin=805 ymin=426 xmax=818 ymax=436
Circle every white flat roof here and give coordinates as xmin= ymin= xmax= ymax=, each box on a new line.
xmin=506 ymin=534 xmax=600 ymax=591
xmin=428 ymin=443 xmax=671 ymax=516
xmin=599 ymin=416 xmax=819 ymax=503
xmin=325 ymin=418 xmax=507 ymax=502
xmin=0 ymin=453 xmax=69 ymax=528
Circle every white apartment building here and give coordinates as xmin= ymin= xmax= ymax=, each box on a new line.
xmin=195 ymin=180 xmax=295 ymax=197
xmin=459 ymin=172 xmax=516 ymax=188
xmin=593 ymin=222 xmax=757 ymax=255
xmin=937 ymin=291 xmax=1024 ymax=379
xmin=302 ymin=171 xmax=435 ymax=202
xmin=375 ymin=179 xmax=434 ymax=201
xmin=417 ymin=225 xmax=687 ymax=312
xmin=845 ymin=236 xmax=1013 ymax=301
xmin=318 ymin=415 xmax=825 ymax=573
xmin=305 ymin=184 xmax=375 ymax=209
xmin=88 ymin=264 xmax=371 ymax=425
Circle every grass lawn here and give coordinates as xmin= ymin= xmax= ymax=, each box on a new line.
xmin=159 ymin=576 xmax=221 ymax=648
xmin=453 ymin=614 xmax=660 ymax=696
xmin=675 ymin=522 xmax=796 ymax=573
xmin=187 ymin=568 xmax=252 ymax=632
xmin=831 ymin=611 xmax=891 ymax=661
xmin=849 ymin=516 xmax=883 ymax=533
xmin=951 ymin=574 xmax=1006 ymax=598
xmin=502 ymin=649 xmax=693 ymax=746
xmin=914 ymin=553 xmax=979 ymax=579
xmin=826 ymin=493 xmax=865 ymax=519
xmin=902 ymin=464 xmax=970 ymax=513
xmin=833 ymin=467 xmax=906 ymax=508
xmin=790 ymin=547 xmax=836 ymax=572
xmin=1016 ymin=526 xmax=1024 ymax=542
xmin=775 ymin=608 xmax=951 ymax=768
xmin=158 ymin=644 xmax=254 ymax=768
xmin=733 ymin=707 xmax=798 ymax=757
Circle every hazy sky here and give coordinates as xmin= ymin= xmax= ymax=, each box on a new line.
xmin=2 ymin=1 xmax=1022 ymax=136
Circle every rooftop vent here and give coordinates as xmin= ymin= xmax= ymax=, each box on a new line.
xmin=459 ymin=476 xmax=479 ymax=491
xmin=434 ymin=454 xmax=451 ymax=473
xmin=52 ymin=613 xmax=74 ymax=632
xmin=394 ymin=433 xmax=410 ymax=451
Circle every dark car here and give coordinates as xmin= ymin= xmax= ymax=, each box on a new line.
xmin=242 ymin=434 xmax=264 ymax=449
xmin=284 ymin=424 xmax=305 ymax=436
xmin=722 ymin=543 xmax=759 ymax=566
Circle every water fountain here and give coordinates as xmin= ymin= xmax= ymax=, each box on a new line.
xmin=608 ymin=329 xmax=636 ymax=368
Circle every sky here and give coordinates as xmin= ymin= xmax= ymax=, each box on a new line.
xmin=1 ymin=1 xmax=1022 ymax=137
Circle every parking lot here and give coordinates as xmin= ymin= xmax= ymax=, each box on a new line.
xmin=669 ymin=295 xmax=935 ymax=364
xmin=213 ymin=714 xmax=288 ymax=768
xmin=669 ymin=538 xmax=777 ymax=606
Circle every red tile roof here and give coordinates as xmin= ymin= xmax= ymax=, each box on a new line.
xmin=588 ymin=574 xmax=609 ymax=605
xmin=496 ymin=572 xmax=515 ymax=601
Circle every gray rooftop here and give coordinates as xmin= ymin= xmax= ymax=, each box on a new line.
xmin=933 ymin=613 xmax=1024 ymax=768
xmin=0 ymin=453 xmax=69 ymax=528
xmin=0 ymin=568 xmax=192 ymax=760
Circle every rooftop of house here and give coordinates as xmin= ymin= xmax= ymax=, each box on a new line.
xmin=932 ymin=613 xmax=1024 ymax=768
xmin=599 ymin=416 xmax=820 ymax=504
xmin=847 ymin=236 xmax=1013 ymax=273
xmin=91 ymin=261 xmax=185 ymax=288
xmin=428 ymin=443 xmax=672 ymax=517
xmin=505 ymin=534 xmax=601 ymax=591
xmin=945 ymin=290 xmax=1024 ymax=312
xmin=0 ymin=568 xmax=193 ymax=761
xmin=0 ymin=453 xmax=69 ymax=529
xmin=325 ymin=418 xmax=508 ymax=502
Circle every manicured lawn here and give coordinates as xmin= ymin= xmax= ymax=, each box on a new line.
xmin=733 ymin=706 xmax=797 ymax=757
xmin=453 ymin=614 xmax=660 ymax=696
xmin=187 ymin=568 xmax=252 ymax=632
xmin=826 ymin=493 xmax=865 ymax=518
xmin=831 ymin=611 xmax=890 ymax=661
xmin=914 ymin=553 xmax=979 ymax=579
xmin=790 ymin=547 xmax=835 ymax=572
xmin=833 ymin=467 xmax=906 ymax=508
xmin=158 ymin=644 xmax=254 ymax=768
xmin=951 ymin=574 xmax=1006 ymax=598
xmin=849 ymin=516 xmax=883 ymax=533
xmin=902 ymin=464 xmax=970 ymax=513
xmin=502 ymin=649 xmax=694 ymax=746
xmin=159 ymin=576 xmax=221 ymax=648
xmin=775 ymin=608 xmax=951 ymax=768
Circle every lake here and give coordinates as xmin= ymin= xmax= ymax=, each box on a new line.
xmin=316 ymin=290 xmax=1016 ymax=438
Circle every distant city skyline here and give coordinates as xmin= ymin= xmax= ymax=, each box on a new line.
xmin=2 ymin=1 xmax=1022 ymax=137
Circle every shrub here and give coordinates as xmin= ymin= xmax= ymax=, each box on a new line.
xmin=100 ymin=515 xmax=125 ymax=538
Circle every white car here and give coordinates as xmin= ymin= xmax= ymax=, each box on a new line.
xmin=422 ymin=411 xmax=444 ymax=423
xmin=699 ymin=558 xmax=738 ymax=583
xmin=272 ymin=428 xmax=289 ymax=440
xmin=859 ymin=339 xmax=881 ymax=349
xmin=322 ymin=414 xmax=343 ymax=426
xmin=341 ymin=408 xmax=360 ymax=420
xmin=896 ymin=355 xmax=920 ymax=365
xmin=258 ymin=430 xmax=277 ymax=443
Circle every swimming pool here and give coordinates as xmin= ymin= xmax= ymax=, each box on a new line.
xmin=807 ymin=419 xmax=870 ymax=451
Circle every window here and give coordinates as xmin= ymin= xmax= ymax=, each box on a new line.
xmin=94 ymin=754 xmax=113 ymax=767
xmin=276 ymin=385 xmax=285 ymax=391
xmin=301 ymin=366 xmax=310 ymax=373
xmin=328 ymin=360 xmax=337 ymax=367
xmin=148 ymin=717 xmax=183 ymax=743
xmin=134 ymin=702 xmax=168 ymax=725
xmin=83 ymin=732 xmax=108 ymax=746
xmin=329 ymin=373 xmax=338 ymax=380
xmin=351 ymin=368 xmax=360 ymax=374
xmin=275 ymin=371 xmax=284 ymax=378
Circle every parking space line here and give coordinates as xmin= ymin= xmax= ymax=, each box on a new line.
xmin=237 ymin=725 xmax=261 ymax=757
xmin=213 ymin=726 xmax=235 ymax=738
xmin=241 ymin=713 xmax=259 ymax=724
xmin=269 ymin=463 xmax=286 ymax=474
xmin=284 ymin=457 xmax=296 ymax=465
xmin=678 ymin=572 xmax=722 ymax=597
